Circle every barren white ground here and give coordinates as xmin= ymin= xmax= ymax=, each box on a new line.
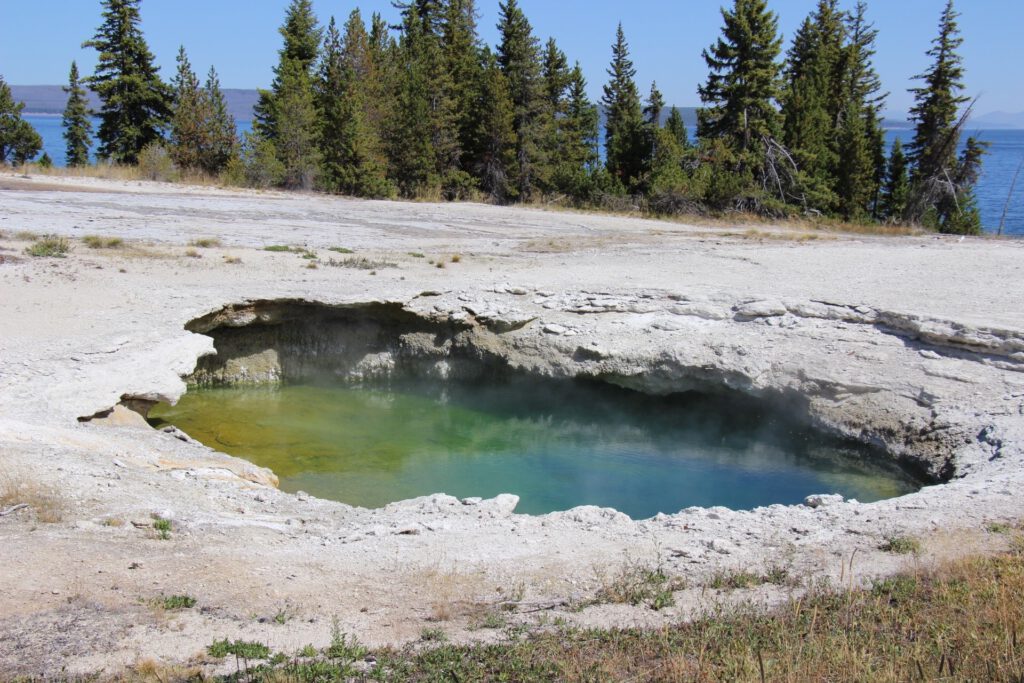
xmin=1 ymin=172 xmax=1023 ymax=677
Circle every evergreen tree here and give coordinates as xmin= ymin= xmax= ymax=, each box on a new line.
xmin=643 ymin=82 xmax=664 ymax=128
xmin=939 ymin=136 xmax=987 ymax=234
xmin=318 ymin=14 xmax=391 ymax=197
xmin=202 ymin=66 xmax=237 ymax=175
xmin=386 ymin=4 xmax=441 ymax=197
xmin=254 ymin=0 xmax=322 ymax=189
xmin=0 ymin=76 xmax=43 ymax=165
xmin=169 ymin=46 xmax=206 ymax=171
xmin=781 ymin=0 xmax=845 ymax=202
xmin=83 ymin=0 xmax=171 ymax=164
xmin=497 ymin=0 xmax=542 ymax=200
xmin=906 ymin=0 xmax=974 ymax=230
xmin=62 ymin=62 xmax=93 ymax=167
xmin=444 ymin=0 xmax=485 ymax=181
xmin=824 ymin=2 xmax=887 ymax=218
xmin=549 ymin=62 xmax=599 ymax=200
xmin=665 ymin=107 xmax=688 ymax=149
xmin=470 ymin=49 xmax=517 ymax=202
xmin=602 ymin=24 xmax=645 ymax=190
xmin=880 ymin=138 xmax=909 ymax=221
xmin=698 ymin=0 xmax=784 ymax=186
xmin=254 ymin=0 xmax=322 ymax=139
xmin=536 ymin=37 xmax=571 ymax=192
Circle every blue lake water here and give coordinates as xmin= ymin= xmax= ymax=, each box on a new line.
xmin=24 ymin=114 xmax=1023 ymax=234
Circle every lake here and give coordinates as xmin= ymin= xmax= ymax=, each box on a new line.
xmin=23 ymin=114 xmax=1024 ymax=235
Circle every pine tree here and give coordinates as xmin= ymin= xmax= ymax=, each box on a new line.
xmin=643 ymin=82 xmax=664 ymax=128
xmin=386 ymin=4 xmax=440 ymax=197
xmin=202 ymin=67 xmax=237 ymax=175
xmin=318 ymin=14 xmax=391 ymax=197
xmin=781 ymin=0 xmax=845 ymax=201
xmin=665 ymin=107 xmax=688 ymax=149
xmin=253 ymin=0 xmax=322 ymax=189
xmin=602 ymin=24 xmax=645 ymax=191
xmin=906 ymin=0 xmax=974 ymax=230
xmin=536 ymin=37 xmax=571 ymax=192
xmin=254 ymin=0 xmax=322 ymax=140
xmin=827 ymin=2 xmax=888 ymax=219
xmin=553 ymin=63 xmax=599 ymax=196
xmin=497 ymin=0 xmax=542 ymax=200
xmin=444 ymin=0 xmax=485 ymax=182
xmin=82 ymin=0 xmax=171 ymax=164
xmin=62 ymin=62 xmax=93 ymax=167
xmin=698 ymin=0 xmax=784 ymax=184
xmin=169 ymin=46 xmax=206 ymax=171
xmin=940 ymin=136 xmax=987 ymax=234
xmin=880 ymin=138 xmax=909 ymax=221
xmin=0 ymin=76 xmax=43 ymax=165
xmin=470 ymin=49 xmax=517 ymax=202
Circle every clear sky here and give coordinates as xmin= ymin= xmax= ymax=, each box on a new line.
xmin=1 ymin=0 xmax=1022 ymax=115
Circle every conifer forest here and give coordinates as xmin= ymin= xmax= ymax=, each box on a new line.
xmin=0 ymin=0 xmax=989 ymax=234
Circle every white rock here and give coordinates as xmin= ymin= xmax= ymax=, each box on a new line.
xmin=804 ymin=494 xmax=845 ymax=509
xmin=543 ymin=323 xmax=568 ymax=335
xmin=734 ymin=300 xmax=788 ymax=319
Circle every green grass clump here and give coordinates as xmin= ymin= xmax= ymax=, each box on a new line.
xmin=324 ymin=256 xmax=397 ymax=270
xmin=207 ymin=638 xmax=271 ymax=660
xmin=594 ymin=561 xmax=682 ymax=611
xmin=152 ymin=517 xmax=172 ymax=540
xmin=82 ymin=235 xmax=124 ymax=249
xmin=25 ymin=235 xmax=70 ymax=258
xmin=160 ymin=594 xmax=196 ymax=610
xmin=328 ymin=246 xmax=355 ymax=254
xmin=263 ymin=244 xmax=293 ymax=252
xmin=880 ymin=535 xmax=921 ymax=555
xmin=420 ymin=627 xmax=448 ymax=643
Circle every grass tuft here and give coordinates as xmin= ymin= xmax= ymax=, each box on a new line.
xmin=328 ymin=246 xmax=355 ymax=254
xmin=263 ymin=244 xmax=293 ymax=252
xmin=189 ymin=237 xmax=222 ymax=248
xmin=880 ymin=535 xmax=921 ymax=555
xmin=82 ymin=235 xmax=124 ymax=249
xmin=159 ymin=594 xmax=197 ymax=610
xmin=25 ymin=235 xmax=70 ymax=258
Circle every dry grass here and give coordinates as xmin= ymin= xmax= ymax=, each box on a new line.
xmin=0 ymin=471 xmax=64 ymax=523
xmin=82 ymin=234 xmax=124 ymax=249
xmin=189 ymin=237 xmax=222 ymax=248
xmin=183 ymin=248 xmax=201 ymax=259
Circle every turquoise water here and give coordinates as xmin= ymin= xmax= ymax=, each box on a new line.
xmin=149 ymin=379 xmax=921 ymax=519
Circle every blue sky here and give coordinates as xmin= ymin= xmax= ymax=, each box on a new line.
xmin=2 ymin=0 xmax=1022 ymax=115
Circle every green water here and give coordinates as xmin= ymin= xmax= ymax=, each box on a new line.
xmin=149 ymin=379 xmax=921 ymax=518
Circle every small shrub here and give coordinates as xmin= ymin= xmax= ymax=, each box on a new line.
xmin=595 ymin=561 xmax=682 ymax=611
xmin=224 ymin=255 xmax=242 ymax=264
xmin=450 ymin=254 xmax=462 ymax=263
xmin=476 ymin=610 xmax=507 ymax=630
xmin=987 ymin=522 xmax=1013 ymax=534
xmin=328 ymin=246 xmax=354 ymax=254
xmin=327 ymin=622 xmax=367 ymax=662
xmin=880 ymin=535 xmax=921 ymax=555
xmin=160 ymin=594 xmax=197 ymax=610
xmin=137 ymin=142 xmax=177 ymax=182
xmin=420 ymin=627 xmax=448 ymax=643
xmin=189 ymin=237 xmax=222 ymax=248
xmin=82 ymin=235 xmax=123 ymax=249
xmin=25 ymin=235 xmax=70 ymax=258
xmin=263 ymin=244 xmax=293 ymax=252
xmin=207 ymin=639 xmax=270 ymax=660
xmin=709 ymin=570 xmax=761 ymax=590
xmin=324 ymin=257 xmax=397 ymax=270
xmin=435 ymin=261 xmax=446 ymax=269
xmin=298 ymin=644 xmax=317 ymax=658
xmin=152 ymin=517 xmax=172 ymax=540
xmin=306 ymin=261 xmax=318 ymax=269
xmin=408 ymin=252 xmax=425 ymax=258
xmin=184 ymin=248 xmax=201 ymax=258
xmin=273 ymin=608 xmax=290 ymax=625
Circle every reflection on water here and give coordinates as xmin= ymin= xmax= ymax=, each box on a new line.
xmin=149 ymin=378 xmax=921 ymax=518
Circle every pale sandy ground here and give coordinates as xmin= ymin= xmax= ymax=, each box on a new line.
xmin=1 ymin=172 xmax=1023 ymax=677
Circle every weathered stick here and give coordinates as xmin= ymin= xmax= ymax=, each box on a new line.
xmin=0 ymin=504 xmax=29 ymax=517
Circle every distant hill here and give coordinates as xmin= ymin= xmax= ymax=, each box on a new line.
xmin=11 ymin=84 xmax=260 ymax=121
xmin=971 ymin=111 xmax=1024 ymax=130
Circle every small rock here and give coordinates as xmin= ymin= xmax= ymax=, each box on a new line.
xmin=296 ymin=491 xmax=310 ymax=502
xmin=461 ymin=497 xmax=483 ymax=506
xmin=734 ymin=300 xmax=787 ymax=319
xmin=543 ymin=323 xmax=568 ymax=335
xmin=919 ymin=350 xmax=942 ymax=360
xmin=804 ymin=493 xmax=845 ymax=509
xmin=708 ymin=538 xmax=735 ymax=555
